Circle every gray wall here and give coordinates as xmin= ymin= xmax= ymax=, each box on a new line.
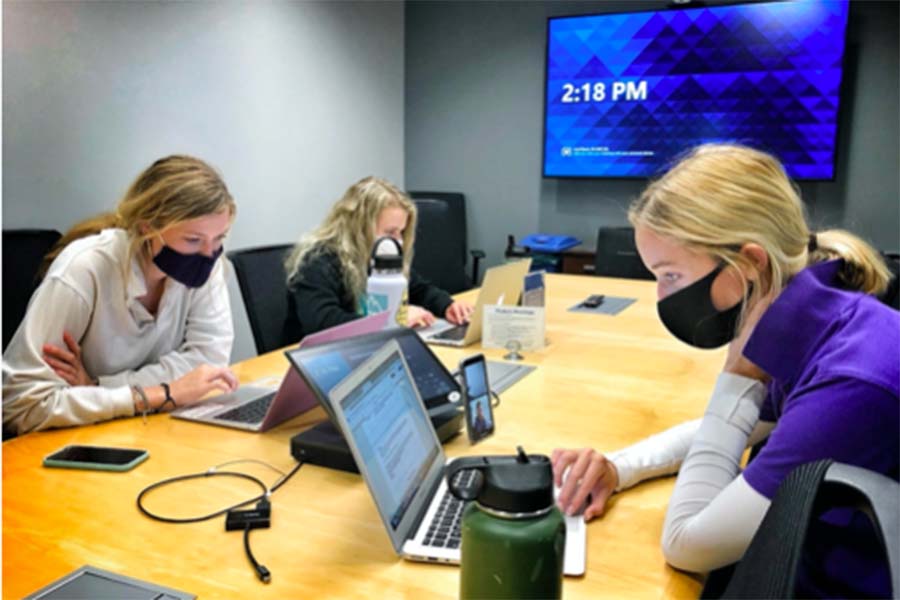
xmin=5 ymin=0 xmax=898 ymax=361
xmin=406 ymin=0 xmax=900 ymax=270
xmin=4 ymin=0 xmax=405 ymax=362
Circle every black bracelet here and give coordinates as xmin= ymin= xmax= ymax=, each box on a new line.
xmin=158 ymin=382 xmax=177 ymax=413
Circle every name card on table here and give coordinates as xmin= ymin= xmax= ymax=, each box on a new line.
xmin=482 ymin=305 xmax=546 ymax=351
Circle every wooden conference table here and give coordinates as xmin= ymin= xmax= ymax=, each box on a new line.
xmin=3 ymin=274 xmax=727 ymax=599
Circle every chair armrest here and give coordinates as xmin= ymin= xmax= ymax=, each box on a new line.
xmin=702 ymin=460 xmax=900 ymax=599
xmin=469 ymin=249 xmax=485 ymax=285
xmin=825 ymin=463 xmax=900 ymax=596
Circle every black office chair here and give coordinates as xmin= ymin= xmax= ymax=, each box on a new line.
xmin=701 ymin=460 xmax=899 ymax=599
xmin=409 ymin=191 xmax=484 ymax=293
xmin=228 ymin=244 xmax=300 ymax=355
xmin=2 ymin=228 xmax=63 ymax=350
xmin=594 ymin=226 xmax=653 ymax=280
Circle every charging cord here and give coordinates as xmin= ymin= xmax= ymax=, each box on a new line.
xmin=244 ymin=524 xmax=270 ymax=583
xmin=136 ymin=459 xmax=302 ymax=583
xmin=136 ymin=470 xmax=269 ymax=523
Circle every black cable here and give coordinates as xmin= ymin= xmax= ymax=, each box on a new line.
xmin=136 ymin=460 xmax=304 ymax=523
xmin=271 ymin=460 xmax=304 ymax=493
xmin=244 ymin=525 xmax=271 ymax=584
xmin=217 ymin=458 xmax=287 ymax=477
xmin=136 ymin=460 xmax=303 ymax=583
xmin=137 ymin=470 xmax=268 ymax=523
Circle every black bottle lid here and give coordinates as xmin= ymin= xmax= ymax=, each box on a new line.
xmin=369 ymin=236 xmax=403 ymax=271
xmin=446 ymin=447 xmax=555 ymax=515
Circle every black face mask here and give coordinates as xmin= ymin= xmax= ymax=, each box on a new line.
xmin=153 ymin=245 xmax=223 ymax=288
xmin=657 ymin=263 xmax=749 ymax=349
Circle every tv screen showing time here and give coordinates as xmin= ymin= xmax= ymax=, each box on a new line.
xmin=543 ymin=0 xmax=850 ymax=180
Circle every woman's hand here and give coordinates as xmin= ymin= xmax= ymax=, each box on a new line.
xmin=168 ymin=364 xmax=239 ymax=408
xmin=724 ymin=294 xmax=773 ymax=381
xmin=551 ymin=447 xmax=619 ymax=521
xmin=43 ymin=331 xmax=95 ymax=387
xmin=406 ymin=305 xmax=436 ymax=328
xmin=444 ymin=300 xmax=474 ymax=325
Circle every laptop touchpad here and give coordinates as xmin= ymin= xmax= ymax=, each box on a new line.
xmin=174 ymin=386 xmax=274 ymax=418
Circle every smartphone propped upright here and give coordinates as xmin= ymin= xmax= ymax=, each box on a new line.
xmin=460 ymin=354 xmax=495 ymax=444
xmin=43 ymin=445 xmax=149 ymax=472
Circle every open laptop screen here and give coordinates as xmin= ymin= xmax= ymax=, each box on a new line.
xmin=286 ymin=328 xmax=459 ymax=417
xmin=337 ymin=349 xmax=440 ymax=530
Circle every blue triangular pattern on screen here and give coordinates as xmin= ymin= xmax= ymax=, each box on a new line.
xmin=813 ymin=97 xmax=836 ymax=111
xmin=574 ymin=57 xmax=615 ymax=79
xmin=633 ymin=13 xmax=669 ymax=39
xmin=544 ymin=1 xmax=848 ymax=178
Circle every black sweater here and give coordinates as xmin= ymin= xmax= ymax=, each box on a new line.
xmin=285 ymin=248 xmax=453 ymax=339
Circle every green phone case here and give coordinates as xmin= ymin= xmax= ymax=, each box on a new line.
xmin=42 ymin=448 xmax=149 ymax=472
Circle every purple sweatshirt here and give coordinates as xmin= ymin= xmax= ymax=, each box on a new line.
xmin=743 ymin=259 xmax=899 ymax=598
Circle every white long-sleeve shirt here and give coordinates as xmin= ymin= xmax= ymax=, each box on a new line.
xmin=606 ymin=373 xmax=774 ymax=571
xmin=2 ymin=228 xmax=234 ymax=434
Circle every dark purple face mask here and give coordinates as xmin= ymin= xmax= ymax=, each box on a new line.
xmin=152 ymin=245 xmax=223 ymax=288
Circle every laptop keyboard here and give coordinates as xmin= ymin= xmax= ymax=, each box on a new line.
xmin=422 ymin=469 xmax=478 ymax=550
xmin=434 ymin=324 xmax=469 ymax=341
xmin=217 ymin=392 xmax=275 ymax=424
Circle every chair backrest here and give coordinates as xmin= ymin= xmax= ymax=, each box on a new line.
xmin=2 ymin=229 xmax=62 ymax=350
xmin=227 ymin=244 xmax=296 ymax=355
xmin=701 ymin=460 xmax=899 ymax=599
xmin=409 ymin=191 xmax=470 ymax=294
xmin=594 ymin=226 xmax=654 ymax=280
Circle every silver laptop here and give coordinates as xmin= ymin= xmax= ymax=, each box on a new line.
xmin=170 ymin=312 xmax=390 ymax=432
xmin=420 ymin=259 xmax=533 ymax=347
xmin=328 ymin=339 xmax=586 ymax=575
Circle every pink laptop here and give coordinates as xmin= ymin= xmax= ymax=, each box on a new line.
xmin=170 ymin=312 xmax=392 ymax=431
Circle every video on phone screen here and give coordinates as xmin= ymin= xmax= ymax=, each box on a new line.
xmin=465 ymin=363 xmax=493 ymax=436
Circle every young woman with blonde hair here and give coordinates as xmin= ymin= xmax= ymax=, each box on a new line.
xmin=284 ymin=176 xmax=472 ymax=337
xmin=3 ymin=155 xmax=239 ymax=435
xmin=553 ymin=144 xmax=898 ymax=597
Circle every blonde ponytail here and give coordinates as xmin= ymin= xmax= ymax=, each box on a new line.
xmin=811 ymin=229 xmax=891 ymax=296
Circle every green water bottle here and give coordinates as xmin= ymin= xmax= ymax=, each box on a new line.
xmin=447 ymin=447 xmax=566 ymax=600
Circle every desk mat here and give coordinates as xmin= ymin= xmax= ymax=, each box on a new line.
xmin=486 ymin=361 xmax=536 ymax=395
xmin=568 ymin=296 xmax=636 ymax=316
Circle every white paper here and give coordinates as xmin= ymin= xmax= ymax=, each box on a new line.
xmin=482 ymin=305 xmax=546 ymax=351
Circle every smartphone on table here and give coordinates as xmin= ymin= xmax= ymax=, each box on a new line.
xmin=42 ymin=445 xmax=149 ymax=472
xmin=460 ymin=354 xmax=495 ymax=444
xmin=581 ymin=294 xmax=605 ymax=308
xmin=522 ymin=270 xmax=546 ymax=307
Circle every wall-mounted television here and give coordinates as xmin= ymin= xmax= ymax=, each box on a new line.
xmin=543 ymin=0 xmax=850 ymax=180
